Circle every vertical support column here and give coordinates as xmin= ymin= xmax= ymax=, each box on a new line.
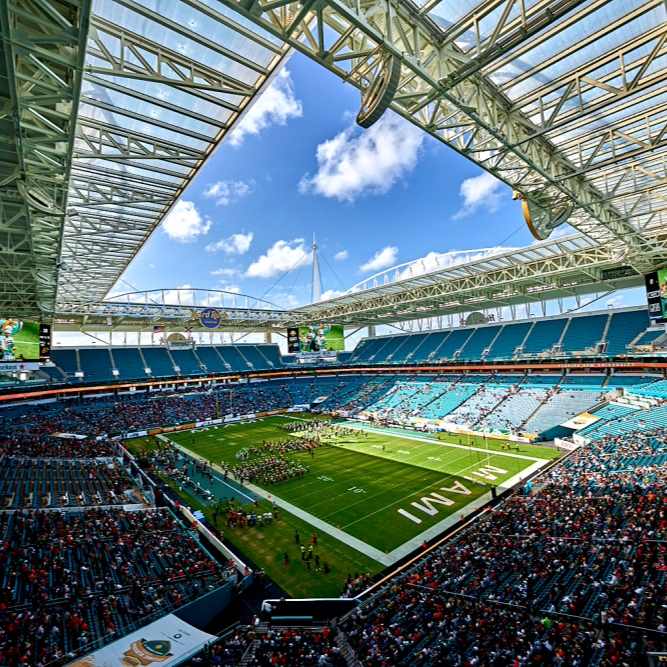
xmin=368 ymin=325 xmax=377 ymax=338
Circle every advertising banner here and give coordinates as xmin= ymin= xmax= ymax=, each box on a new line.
xmin=67 ymin=614 xmax=214 ymax=667
xmin=0 ymin=318 xmax=43 ymax=362
xmin=645 ymin=270 xmax=667 ymax=323
xmin=287 ymin=324 xmax=344 ymax=353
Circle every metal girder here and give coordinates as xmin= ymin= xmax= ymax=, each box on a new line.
xmin=55 ymin=0 xmax=291 ymax=305
xmin=53 ymin=287 xmax=303 ymax=332
xmin=0 ymin=0 xmax=91 ymax=317
xmin=294 ymin=232 xmax=665 ymax=325
xmin=218 ymin=0 xmax=667 ymax=269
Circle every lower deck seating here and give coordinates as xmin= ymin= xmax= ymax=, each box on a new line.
xmin=524 ymin=389 xmax=603 ymax=433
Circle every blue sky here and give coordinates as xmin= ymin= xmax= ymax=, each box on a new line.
xmin=116 ymin=53 xmax=543 ymax=309
xmin=113 ymin=51 xmax=643 ymax=321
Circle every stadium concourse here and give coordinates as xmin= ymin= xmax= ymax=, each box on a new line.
xmin=0 ymin=308 xmax=666 ymax=666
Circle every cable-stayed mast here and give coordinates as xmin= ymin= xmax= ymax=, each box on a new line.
xmin=311 ymin=234 xmax=322 ymax=304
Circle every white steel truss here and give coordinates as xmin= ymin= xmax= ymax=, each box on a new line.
xmin=57 ymin=0 xmax=290 ymax=304
xmin=294 ymin=232 xmax=663 ymax=325
xmin=218 ymin=0 xmax=667 ymax=268
xmin=0 ymin=0 xmax=91 ymax=317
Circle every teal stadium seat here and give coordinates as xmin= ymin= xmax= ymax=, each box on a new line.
xmin=112 ymin=348 xmax=147 ymax=381
xmin=485 ymin=322 xmax=532 ymax=360
xmin=522 ymin=318 xmax=567 ymax=355
xmin=604 ymin=310 xmax=649 ymax=356
xmin=560 ymin=315 xmax=607 ymax=353
xmin=171 ymin=349 xmax=204 ymax=375
xmin=216 ymin=345 xmax=250 ymax=372
xmin=50 ymin=349 xmax=79 ymax=380
xmin=458 ymin=325 xmax=501 ymax=360
xmin=142 ymin=347 xmax=176 ymax=377
xmin=78 ymin=348 xmax=114 ymax=382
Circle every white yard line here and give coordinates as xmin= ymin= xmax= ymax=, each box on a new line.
xmin=169 ymin=426 xmax=551 ymax=568
xmin=170 ymin=442 xmax=256 ymax=503
xmin=342 ymin=422 xmax=545 ymax=462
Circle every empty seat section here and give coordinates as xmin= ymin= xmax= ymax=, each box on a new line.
xmin=170 ymin=349 xmax=203 ymax=375
xmin=433 ymin=329 xmax=473 ymax=360
xmin=446 ymin=385 xmax=508 ymax=425
xmin=351 ymin=338 xmax=383 ymax=362
xmin=257 ymin=344 xmax=283 ymax=367
xmin=525 ymin=375 xmax=561 ymax=387
xmin=374 ymin=335 xmax=409 ymax=363
xmin=50 ymin=349 xmax=79 ymax=379
xmin=78 ymin=348 xmax=114 ymax=382
xmin=238 ymin=345 xmax=269 ymax=370
xmin=217 ymin=346 xmax=250 ymax=371
xmin=142 ymin=348 xmax=176 ymax=377
xmin=525 ymin=390 xmax=603 ymax=433
xmin=522 ymin=319 xmax=567 ymax=355
xmin=479 ymin=388 xmax=548 ymax=432
xmin=605 ymin=310 xmax=649 ymax=356
xmin=561 ymin=315 xmax=607 ymax=353
xmin=607 ymin=374 xmax=658 ymax=387
xmin=401 ymin=333 xmax=429 ymax=362
xmin=633 ymin=329 xmax=663 ymax=346
xmin=421 ymin=384 xmax=478 ymax=418
xmin=410 ymin=332 xmax=447 ymax=362
xmin=458 ymin=325 xmax=501 ymax=360
xmin=40 ymin=365 xmax=67 ymax=383
xmin=629 ymin=379 xmax=667 ymax=399
xmin=195 ymin=346 xmax=228 ymax=373
xmin=562 ymin=375 xmax=606 ymax=388
xmin=486 ymin=322 xmax=531 ymax=360
xmin=112 ymin=348 xmax=146 ymax=381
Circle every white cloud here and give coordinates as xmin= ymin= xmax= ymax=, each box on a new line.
xmin=246 ymin=238 xmax=311 ymax=279
xmin=218 ymin=285 xmax=241 ymax=295
xmin=205 ymin=232 xmax=254 ymax=255
xmin=606 ymin=295 xmax=624 ymax=308
xmin=163 ymin=284 xmax=194 ymax=304
xmin=334 ymin=249 xmax=349 ymax=261
xmin=396 ymin=246 xmax=516 ymax=280
xmin=453 ymin=172 xmax=504 ymax=220
xmin=203 ymin=179 xmax=254 ymax=206
xmin=229 ymin=69 xmax=302 ymax=146
xmin=162 ymin=200 xmax=211 ymax=242
xmin=271 ymin=292 xmax=301 ymax=309
xmin=319 ymin=288 xmax=344 ymax=301
xmin=299 ymin=112 xmax=423 ymax=202
xmin=210 ymin=267 xmax=239 ymax=277
xmin=360 ymin=246 xmax=398 ymax=273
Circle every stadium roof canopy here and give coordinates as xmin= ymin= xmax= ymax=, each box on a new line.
xmin=1 ymin=0 xmax=289 ymax=316
xmin=1 ymin=0 xmax=666 ymax=328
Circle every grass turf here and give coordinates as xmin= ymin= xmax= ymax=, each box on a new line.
xmin=167 ymin=416 xmax=552 ymax=553
xmin=126 ymin=434 xmax=381 ymax=599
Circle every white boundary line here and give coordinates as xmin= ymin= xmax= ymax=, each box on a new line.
xmin=170 ymin=435 xmax=551 ymax=567
xmin=341 ymin=421 xmax=545 ymax=462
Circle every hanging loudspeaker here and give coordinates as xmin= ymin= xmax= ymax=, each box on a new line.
xmin=357 ymin=51 xmax=401 ymax=128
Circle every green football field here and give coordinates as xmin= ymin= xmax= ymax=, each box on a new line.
xmin=168 ymin=416 xmax=557 ymax=554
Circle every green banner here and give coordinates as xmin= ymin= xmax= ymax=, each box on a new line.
xmin=297 ymin=324 xmax=344 ymax=352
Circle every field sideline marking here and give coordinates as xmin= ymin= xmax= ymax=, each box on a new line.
xmin=341 ymin=422 xmax=546 ymax=462
xmin=168 ymin=417 xmax=551 ymax=567
xmin=170 ymin=441 xmax=256 ymax=503
xmin=337 ymin=447 xmax=505 ymax=532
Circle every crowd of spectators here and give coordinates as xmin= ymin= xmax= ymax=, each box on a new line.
xmin=340 ymin=428 xmax=666 ymax=666
xmin=0 ymin=458 xmax=139 ymax=508
xmin=180 ymin=625 xmax=346 ymax=667
xmin=0 ymin=508 xmax=233 ymax=666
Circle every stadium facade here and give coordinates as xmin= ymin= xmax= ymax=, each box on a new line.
xmin=1 ymin=0 xmax=666 ymax=665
